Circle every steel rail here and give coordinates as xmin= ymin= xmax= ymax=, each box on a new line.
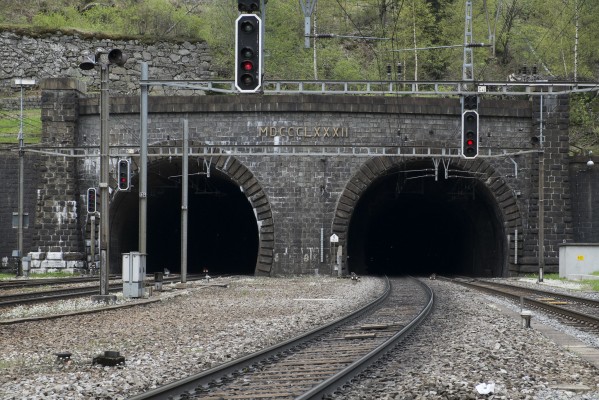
xmin=127 ymin=277 xmax=392 ymax=400
xmin=449 ymin=279 xmax=599 ymax=327
xmin=296 ymin=277 xmax=434 ymax=400
xmin=0 ymin=274 xmax=208 ymax=308
xmin=525 ymin=297 xmax=599 ymax=327
xmin=0 ymin=276 xmax=107 ymax=290
xmin=478 ymin=280 xmax=599 ymax=308
xmin=0 ymin=284 xmax=123 ymax=307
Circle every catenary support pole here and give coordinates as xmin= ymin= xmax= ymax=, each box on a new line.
xmin=99 ymin=64 xmax=110 ymax=295
xmin=139 ymin=63 xmax=148 ymax=255
xmin=90 ymin=215 xmax=96 ymax=270
xmin=15 ymin=78 xmax=35 ymax=276
xmin=538 ymin=151 xmax=545 ymax=282
xmin=181 ymin=119 xmax=189 ymax=283
xmin=17 ymin=84 xmax=24 ymax=275
xmin=538 ymin=92 xmax=545 ymax=283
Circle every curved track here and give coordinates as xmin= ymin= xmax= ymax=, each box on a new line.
xmin=128 ymin=276 xmax=434 ymax=400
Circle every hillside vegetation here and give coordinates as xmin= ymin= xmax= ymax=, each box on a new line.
xmin=0 ymin=0 xmax=597 ymax=150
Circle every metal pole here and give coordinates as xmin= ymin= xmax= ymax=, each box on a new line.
xmin=99 ymin=63 xmax=110 ymax=295
xmin=538 ymin=92 xmax=545 ymax=283
xmin=139 ymin=63 xmax=148 ymax=255
xmin=538 ymin=151 xmax=545 ymax=282
xmin=181 ymin=119 xmax=189 ymax=283
xmin=261 ymin=0 xmax=266 ymax=78
xmin=17 ymin=84 xmax=24 ymax=276
xmin=300 ymin=0 xmax=317 ymax=48
xmin=90 ymin=215 xmax=96 ymax=270
xmin=14 ymin=78 xmax=35 ymax=276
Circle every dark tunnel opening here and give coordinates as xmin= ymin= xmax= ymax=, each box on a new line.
xmin=347 ymin=162 xmax=506 ymax=277
xmin=110 ymin=159 xmax=259 ymax=275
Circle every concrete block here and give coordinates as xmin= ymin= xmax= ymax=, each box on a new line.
xmin=41 ymin=260 xmax=66 ymax=270
xmin=66 ymin=261 xmax=84 ymax=269
xmin=46 ymin=252 xmax=64 ymax=261
xmin=30 ymin=252 xmax=46 ymax=260
xmin=567 ymin=274 xmax=599 ymax=281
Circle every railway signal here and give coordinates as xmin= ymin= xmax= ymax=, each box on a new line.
xmin=462 ymin=110 xmax=479 ymax=159
xmin=238 ymin=0 xmax=260 ymax=13
xmin=87 ymin=187 xmax=97 ymax=214
xmin=235 ymin=14 xmax=262 ymax=93
xmin=117 ymin=159 xmax=130 ymax=191
xmin=463 ymin=94 xmax=478 ymax=111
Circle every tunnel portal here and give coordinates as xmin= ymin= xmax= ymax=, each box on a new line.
xmin=347 ymin=161 xmax=506 ymax=277
xmin=110 ymin=158 xmax=259 ymax=275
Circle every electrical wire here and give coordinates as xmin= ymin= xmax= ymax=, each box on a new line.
xmin=332 ymin=0 xmax=386 ymax=80
xmin=533 ymin=0 xmax=589 ymax=78
xmin=0 ymin=110 xmax=40 ymax=130
xmin=481 ymin=0 xmax=587 ymax=80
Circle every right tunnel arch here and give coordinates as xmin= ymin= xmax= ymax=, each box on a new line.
xmin=333 ymin=156 xmax=523 ymax=277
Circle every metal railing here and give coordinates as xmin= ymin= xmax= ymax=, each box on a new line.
xmin=140 ymin=79 xmax=599 ymax=96
xmin=18 ymin=144 xmax=540 ymax=159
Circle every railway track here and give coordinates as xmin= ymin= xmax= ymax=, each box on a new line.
xmin=0 ymin=274 xmax=210 ymax=308
xmin=128 ymin=276 xmax=434 ymax=400
xmin=0 ymin=284 xmax=124 ymax=307
xmin=0 ymin=275 xmax=114 ymax=290
xmin=448 ymin=278 xmax=599 ymax=333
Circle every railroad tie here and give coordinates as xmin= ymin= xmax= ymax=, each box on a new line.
xmin=344 ymin=332 xmax=377 ymax=340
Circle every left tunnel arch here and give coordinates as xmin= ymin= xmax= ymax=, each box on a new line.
xmin=108 ymin=150 xmax=274 ymax=275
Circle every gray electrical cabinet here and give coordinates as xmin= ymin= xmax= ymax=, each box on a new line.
xmin=122 ymin=252 xmax=146 ymax=298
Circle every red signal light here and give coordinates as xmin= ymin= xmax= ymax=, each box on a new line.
xmin=241 ymin=60 xmax=254 ymax=71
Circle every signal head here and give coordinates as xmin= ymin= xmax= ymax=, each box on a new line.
xmin=461 ymin=110 xmax=479 ymax=159
xmin=235 ymin=14 xmax=262 ymax=93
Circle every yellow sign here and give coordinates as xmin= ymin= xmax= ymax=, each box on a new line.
xmin=577 ymin=255 xmax=584 ymax=261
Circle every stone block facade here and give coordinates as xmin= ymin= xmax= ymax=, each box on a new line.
xmin=0 ymin=78 xmax=579 ymax=276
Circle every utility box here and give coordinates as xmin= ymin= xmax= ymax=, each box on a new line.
xmin=122 ymin=252 xmax=146 ymax=298
xmin=22 ymin=256 xmax=31 ymax=277
xmin=559 ymin=244 xmax=599 ymax=280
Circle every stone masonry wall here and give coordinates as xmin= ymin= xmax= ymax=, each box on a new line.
xmin=0 ymin=31 xmax=584 ymax=276
xmin=6 ymin=77 xmax=576 ymax=275
xmin=569 ymin=156 xmax=599 ymax=243
xmin=520 ymin=95 xmax=574 ymax=272
xmin=0 ymin=30 xmax=215 ymax=97
xmin=72 ymin=93 xmax=551 ymax=275
xmin=29 ymin=78 xmax=87 ymax=272
xmin=0 ymin=151 xmax=41 ymax=270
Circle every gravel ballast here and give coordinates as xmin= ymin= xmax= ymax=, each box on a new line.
xmin=1 ymin=276 xmax=598 ymax=399
xmin=0 ymin=276 xmax=384 ymax=399
xmin=332 ymin=279 xmax=599 ymax=400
